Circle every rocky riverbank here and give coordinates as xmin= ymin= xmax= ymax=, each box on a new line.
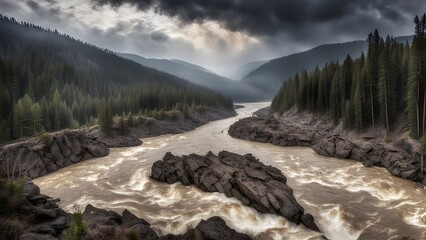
xmin=151 ymin=151 xmax=321 ymax=232
xmin=228 ymin=114 xmax=425 ymax=183
xmin=0 ymin=107 xmax=236 ymax=180
xmin=0 ymin=181 xmax=251 ymax=240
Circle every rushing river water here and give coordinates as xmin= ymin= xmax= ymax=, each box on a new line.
xmin=34 ymin=103 xmax=426 ymax=240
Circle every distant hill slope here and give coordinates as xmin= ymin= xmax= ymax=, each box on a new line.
xmin=223 ymin=60 xmax=268 ymax=80
xmin=118 ymin=53 xmax=265 ymax=102
xmin=242 ymin=41 xmax=367 ymax=98
xmin=243 ymin=35 xmax=414 ymax=99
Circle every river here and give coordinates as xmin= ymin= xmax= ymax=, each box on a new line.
xmin=34 ymin=102 xmax=426 ymax=240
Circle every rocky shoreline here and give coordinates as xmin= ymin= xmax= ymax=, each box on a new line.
xmin=1 ymin=181 xmax=252 ymax=240
xmin=228 ymin=115 xmax=425 ymax=183
xmin=0 ymin=107 xmax=236 ymax=180
xmin=151 ymin=151 xmax=321 ymax=232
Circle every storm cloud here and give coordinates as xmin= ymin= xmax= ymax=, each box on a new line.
xmin=93 ymin=0 xmax=425 ymax=37
xmin=1 ymin=0 xmax=425 ymax=74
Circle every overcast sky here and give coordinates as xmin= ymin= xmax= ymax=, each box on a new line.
xmin=1 ymin=0 xmax=425 ymax=74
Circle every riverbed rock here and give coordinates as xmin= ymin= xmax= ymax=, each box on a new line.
xmin=229 ymin=116 xmax=424 ymax=182
xmin=178 ymin=216 xmax=251 ymax=240
xmin=151 ymin=151 xmax=321 ymax=232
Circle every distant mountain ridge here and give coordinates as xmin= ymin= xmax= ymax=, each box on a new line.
xmin=223 ymin=60 xmax=268 ymax=80
xmin=243 ymin=35 xmax=414 ymax=98
xmin=118 ymin=53 xmax=265 ymax=102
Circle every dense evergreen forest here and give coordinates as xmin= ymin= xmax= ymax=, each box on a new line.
xmin=0 ymin=15 xmax=233 ymax=143
xmin=271 ymin=14 xmax=426 ymax=139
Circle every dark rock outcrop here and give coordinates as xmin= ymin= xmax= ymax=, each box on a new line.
xmin=2 ymin=181 xmax=252 ymax=240
xmin=83 ymin=204 xmax=159 ymax=240
xmin=151 ymin=151 xmax=320 ymax=232
xmin=0 ymin=130 xmax=115 ymax=179
xmin=228 ymin=116 xmax=423 ymax=182
xmin=83 ymin=204 xmax=252 ymax=240
xmin=162 ymin=216 xmax=252 ymax=240
xmin=0 ymin=181 xmax=71 ymax=239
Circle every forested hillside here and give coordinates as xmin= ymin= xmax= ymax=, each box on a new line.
xmin=0 ymin=15 xmax=233 ymax=143
xmin=271 ymin=14 xmax=426 ymax=139
xmin=243 ymin=41 xmax=367 ymax=98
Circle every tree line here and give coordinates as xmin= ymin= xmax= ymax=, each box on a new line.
xmin=271 ymin=14 xmax=426 ymax=140
xmin=0 ymin=15 xmax=233 ymax=143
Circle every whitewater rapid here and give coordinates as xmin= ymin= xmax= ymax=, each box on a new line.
xmin=34 ymin=103 xmax=426 ymax=239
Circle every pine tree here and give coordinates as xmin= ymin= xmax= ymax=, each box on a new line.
xmin=330 ymin=69 xmax=341 ymax=122
xmin=13 ymin=100 xmax=25 ymax=138
xmin=127 ymin=112 xmax=134 ymax=127
xmin=407 ymin=15 xmax=426 ymax=137
xmin=354 ymin=76 xmax=363 ymax=131
xmin=98 ymin=100 xmax=113 ymax=133
xmin=31 ymin=103 xmax=42 ymax=134
xmin=21 ymin=94 xmax=33 ymax=136
xmin=0 ymin=119 xmax=11 ymax=143
xmin=40 ymin=97 xmax=50 ymax=131
xmin=366 ymin=30 xmax=381 ymax=128
xmin=378 ymin=38 xmax=392 ymax=132
xmin=50 ymin=90 xmax=61 ymax=131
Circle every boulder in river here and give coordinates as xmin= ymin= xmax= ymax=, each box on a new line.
xmin=151 ymin=151 xmax=320 ymax=232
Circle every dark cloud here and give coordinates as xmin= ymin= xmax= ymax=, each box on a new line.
xmin=150 ymin=31 xmax=169 ymax=42
xmin=93 ymin=0 xmax=426 ymax=38
xmin=2 ymin=0 xmax=425 ymax=73
xmin=26 ymin=0 xmax=41 ymax=11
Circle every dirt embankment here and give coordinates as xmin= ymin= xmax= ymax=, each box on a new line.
xmin=228 ymin=110 xmax=425 ymax=184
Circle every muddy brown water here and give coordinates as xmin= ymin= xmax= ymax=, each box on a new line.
xmin=34 ymin=103 xmax=426 ymax=240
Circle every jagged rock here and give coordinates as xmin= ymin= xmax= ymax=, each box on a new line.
xmin=83 ymin=204 xmax=159 ymax=240
xmin=83 ymin=204 xmax=122 ymax=228
xmin=151 ymin=151 xmax=320 ymax=232
xmin=24 ymin=181 xmax=41 ymax=197
xmin=0 ymin=130 xmax=112 ymax=179
xmin=301 ymin=213 xmax=320 ymax=232
xmin=6 ymin=182 xmax=71 ymax=239
xmin=335 ymin=140 xmax=354 ymax=159
xmin=122 ymin=209 xmax=158 ymax=239
xmin=160 ymin=217 xmax=252 ymax=240
xmin=229 ymin=116 xmax=424 ymax=182
xmin=183 ymin=217 xmax=251 ymax=240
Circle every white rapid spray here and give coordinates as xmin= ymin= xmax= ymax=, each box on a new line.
xmin=34 ymin=103 xmax=426 ymax=239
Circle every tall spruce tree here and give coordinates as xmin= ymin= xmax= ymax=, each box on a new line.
xmin=98 ymin=100 xmax=113 ymax=134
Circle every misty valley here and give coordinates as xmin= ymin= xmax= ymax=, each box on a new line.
xmin=1 ymin=2 xmax=426 ymax=240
